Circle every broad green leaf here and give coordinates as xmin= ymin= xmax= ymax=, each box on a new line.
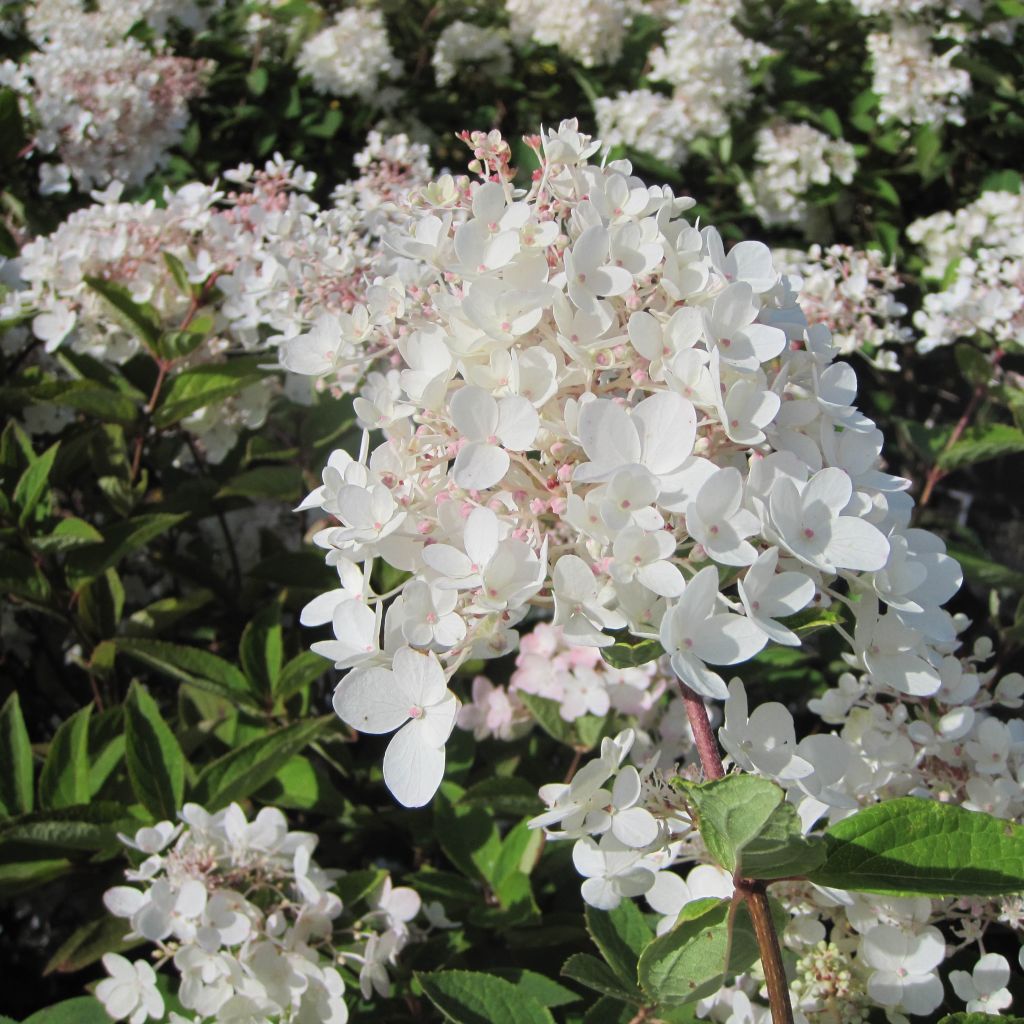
xmin=22 ymin=996 xmax=111 ymax=1024
xmin=239 ymin=601 xmax=283 ymax=701
xmin=938 ymin=423 xmax=1024 ymax=472
xmin=637 ymin=899 xmax=760 ymax=1006
xmin=274 ymin=650 xmax=327 ymax=704
xmin=44 ymin=913 xmax=143 ymax=975
xmin=0 ymin=801 xmax=132 ymax=852
xmin=84 ymin=277 xmax=162 ymax=355
xmin=585 ymin=898 xmax=654 ymax=990
xmin=459 ymin=777 xmax=543 ymax=817
xmin=256 ymin=755 xmax=346 ymax=815
xmin=46 ymin=380 xmax=140 ymax=425
xmin=162 ymin=251 xmax=192 ymax=294
xmin=807 ymin=797 xmax=1024 ymax=897
xmin=13 ymin=440 xmax=59 ymax=527
xmin=153 ymin=358 xmax=266 ymax=428
xmin=123 ymin=589 xmax=214 ymax=637
xmin=125 ymin=682 xmax=186 ymax=820
xmin=192 ymin=716 xmax=333 ymax=809
xmin=87 ymin=707 xmax=125 ymax=798
xmin=32 ymin=517 xmax=103 ymax=555
xmin=65 ymin=513 xmax=188 ymax=584
xmin=217 ymin=465 xmax=303 ymax=500
xmin=601 ymin=635 xmax=665 ymax=670
xmin=0 ymin=692 xmax=34 ymax=816
xmin=561 ymin=953 xmax=641 ymax=1002
xmin=435 ymin=785 xmax=502 ymax=883
xmin=938 ymin=1015 xmax=1024 ymax=1024
xmin=489 ymin=969 xmax=579 ymax=1008
xmin=518 ymin=691 xmax=606 ymax=751
xmin=335 ymin=868 xmax=389 ymax=907
xmin=740 ymin=799 xmax=827 ymax=880
xmin=580 ymin=996 xmax=637 ymax=1024
xmin=946 ymin=547 xmax=1024 ymax=592
xmin=676 ymin=774 xmax=784 ymax=875
xmin=0 ymin=858 xmax=72 ymax=899
xmin=38 ymin=704 xmax=92 ymax=810
xmin=115 ymin=637 xmax=256 ymax=707
xmin=417 ymin=970 xmax=556 ymax=1024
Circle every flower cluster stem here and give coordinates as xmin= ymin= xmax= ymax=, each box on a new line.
xmin=679 ymin=682 xmax=795 ymax=1024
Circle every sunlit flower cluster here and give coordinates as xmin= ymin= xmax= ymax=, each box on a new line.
xmin=506 ymin=0 xmax=631 ymax=67
xmin=432 ymin=20 xmax=513 ymax=87
xmin=296 ymin=8 xmax=401 ymax=101
xmin=908 ymin=189 xmax=1024 ymax=352
xmin=775 ymin=244 xmax=910 ymax=368
xmin=737 ymin=121 xmax=857 ymax=229
xmin=99 ymin=803 xmax=431 ymax=1024
xmin=594 ymin=89 xmax=690 ymax=164
xmin=867 ymin=21 xmax=972 ymax=128
xmin=3 ymin=39 xmax=210 ymax=192
xmin=293 ymin=119 xmax=963 ymax=816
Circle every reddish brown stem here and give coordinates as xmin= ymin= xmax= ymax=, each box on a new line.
xmin=679 ymin=682 xmax=794 ymax=1024
xmin=919 ymin=348 xmax=1003 ymax=508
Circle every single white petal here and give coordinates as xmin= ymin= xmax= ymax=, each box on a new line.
xmin=382 ymin=722 xmax=447 ymax=808
xmin=333 ymin=667 xmax=409 ymax=734
xmin=452 ymin=442 xmax=510 ymax=490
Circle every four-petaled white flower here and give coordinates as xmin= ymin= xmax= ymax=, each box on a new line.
xmin=333 ymin=647 xmax=459 ymax=807
xmin=950 ymin=953 xmax=1013 ymax=1014
xmin=96 ymin=954 xmax=165 ymax=1024
xmin=860 ymin=924 xmax=946 ymax=1016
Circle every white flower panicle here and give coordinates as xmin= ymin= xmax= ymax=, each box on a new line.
xmin=100 ymin=803 xmax=432 ymax=1024
xmin=432 ymin=21 xmax=513 ymax=87
xmin=594 ymin=90 xmax=691 ymax=165
xmin=296 ymin=8 xmax=401 ymax=100
xmin=294 ymin=118 xmax=963 ymax=810
xmin=738 ymin=121 xmax=857 ymax=229
xmin=506 ymin=0 xmax=632 ymax=68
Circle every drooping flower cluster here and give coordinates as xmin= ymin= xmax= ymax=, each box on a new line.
xmin=775 ymin=244 xmax=910 ymax=367
xmin=294 ymin=119 xmax=963 ymax=812
xmin=99 ymin=803 xmax=432 ymax=1024
xmin=737 ymin=121 xmax=857 ymax=229
xmin=908 ymin=189 xmax=1024 ymax=352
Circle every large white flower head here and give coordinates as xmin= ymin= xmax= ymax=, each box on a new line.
xmin=297 ymin=8 xmax=401 ymax=100
xmin=293 ymin=117 xmax=961 ymax=805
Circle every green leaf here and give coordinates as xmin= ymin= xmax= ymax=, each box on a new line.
xmin=335 ymin=868 xmax=389 ymax=907
xmin=274 ymin=650 xmax=327 ymax=704
xmin=125 ymin=682 xmax=186 ymax=820
xmin=0 ymin=692 xmax=34 ymax=816
xmin=123 ymin=589 xmax=214 ymax=637
xmin=192 ymin=716 xmax=333 ymax=809
xmin=153 ymin=357 xmax=267 ymax=428
xmin=417 ymin=970 xmax=556 ymax=1024
xmin=13 ymin=440 xmax=59 ymax=527
xmin=938 ymin=423 xmax=1024 ymax=472
xmin=217 ymin=465 xmax=302 ymax=500
xmin=947 ymin=546 xmax=1024 ymax=592
xmin=47 ymin=380 xmax=140 ymax=424
xmin=0 ymin=858 xmax=72 ymax=898
xmin=807 ymin=797 xmax=1024 ymax=897
xmin=601 ymin=635 xmax=665 ymax=670
xmin=518 ymin=691 xmax=606 ymax=751
xmin=162 ymin=251 xmax=192 ymax=294
xmin=246 ymin=66 xmax=269 ymax=96
xmin=22 ymin=996 xmax=111 ymax=1024
xmin=239 ymin=601 xmax=283 ymax=701
xmin=740 ymin=800 xmax=827 ymax=880
xmin=114 ymin=637 xmax=256 ymax=707
xmin=38 ymin=704 xmax=92 ymax=810
xmin=561 ymin=953 xmax=641 ymax=1002
xmin=637 ymin=899 xmax=760 ymax=1006
xmin=676 ymin=774 xmax=784 ymax=875
xmin=434 ymin=785 xmax=502 ymax=883
xmin=32 ymin=517 xmax=104 ymax=556
xmin=0 ymin=802 xmax=132 ymax=852
xmin=580 ymin=997 xmax=636 ymax=1024
xmin=585 ymin=899 xmax=653 ymax=990
xmin=938 ymin=1015 xmax=1024 ymax=1024
xmin=490 ymin=969 xmax=579 ymax=1008
xmin=459 ymin=777 xmax=542 ymax=817
xmin=64 ymin=513 xmax=188 ymax=584
xmin=44 ymin=914 xmax=144 ymax=975
xmin=84 ymin=277 xmax=162 ymax=355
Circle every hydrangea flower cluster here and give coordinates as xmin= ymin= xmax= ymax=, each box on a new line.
xmin=775 ymin=244 xmax=910 ymax=368
xmin=737 ymin=121 xmax=857 ymax=229
xmin=506 ymin=0 xmax=631 ymax=68
xmin=99 ymin=803 xmax=431 ymax=1024
xmin=866 ymin=21 xmax=972 ymax=128
xmin=294 ymin=119 xmax=964 ymax=814
xmin=527 ymin=631 xmax=1024 ymax=1019
xmin=908 ymin=189 xmax=1024 ymax=352
xmin=432 ymin=20 xmax=513 ymax=88
xmin=296 ymin=8 xmax=401 ymax=101
xmin=1 ymin=39 xmax=210 ymax=192
xmin=594 ymin=90 xmax=691 ymax=165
